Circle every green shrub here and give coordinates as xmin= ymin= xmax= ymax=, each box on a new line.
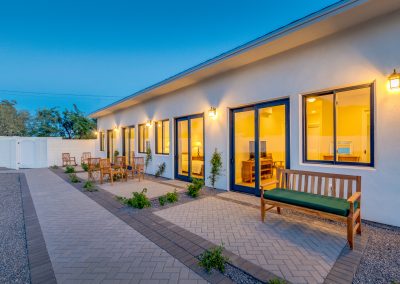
xmin=158 ymin=195 xmax=167 ymax=206
xmin=166 ymin=189 xmax=179 ymax=203
xmin=268 ymin=278 xmax=287 ymax=284
xmin=69 ymin=173 xmax=80 ymax=183
xmin=155 ymin=162 xmax=166 ymax=177
xmin=187 ymin=178 xmax=204 ymax=198
xmin=209 ymin=148 xmax=223 ymax=189
xmin=198 ymin=245 xmax=229 ymax=273
xmin=64 ymin=165 xmax=75 ymax=173
xmin=81 ymin=163 xmax=89 ymax=172
xmin=119 ymin=188 xmax=151 ymax=209
xmin=83 ymin=180 xmax=97 ymax=191
xmin=145 ymin=147 xmax=152 ymax=172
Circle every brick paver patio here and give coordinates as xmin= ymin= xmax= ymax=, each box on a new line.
xmin=155 ymin=195 xmax=348 ymax=284
xmin=24 ymin=169 xmax=207 ymax=283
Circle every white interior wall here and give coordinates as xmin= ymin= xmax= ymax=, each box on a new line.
xmin=96 ymin=11 xmax=400 ymax=227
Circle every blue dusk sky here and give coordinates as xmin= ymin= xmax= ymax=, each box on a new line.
xmin=0 ymin=0 xmax=338 ymax=115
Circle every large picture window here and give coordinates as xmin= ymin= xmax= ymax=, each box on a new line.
xmin=303 ymin=83 xmax=374 ymax=166
xmin=155 ymin=120 xmax=170 ymax=155
xmin=138 ymin=124 xmax=149 ymax=153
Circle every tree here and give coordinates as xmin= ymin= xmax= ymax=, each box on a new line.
xmin=0 ymin=100 xmax=30 ymax=136
xmin=29 ymin=108 xmax=61 ymax=137
xmin=60 ymin=105 xmax=96 ymax=139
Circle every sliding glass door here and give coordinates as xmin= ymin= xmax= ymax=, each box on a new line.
xmin=175 ymin=114 xmax=204 ymax=181
xmin=122 ymin=126 xmax=135 ymax=164
xmin=230 ymin=99 xmax=290 ymax=195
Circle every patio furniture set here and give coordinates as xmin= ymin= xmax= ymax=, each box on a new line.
xmin=62 ymin=152 xmax=145 ymax=184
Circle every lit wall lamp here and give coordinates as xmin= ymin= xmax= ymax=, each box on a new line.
xmin=389 ymin=69 xmax=400 ymax=90
xmin=145 ymin=120 xmax=152 ymax=127
xmin=208 ymin=107 xmax=217 ymax=119
xmin=114 ymin=126 xmax=119 ymax=132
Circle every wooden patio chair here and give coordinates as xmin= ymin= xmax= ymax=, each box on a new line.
xmin=81 ymin=152 xmax=91 ymax=165
xmin=133 ymin=157 xmax=145 ymax=181
xmin=87 ymin=157 xmax=100 ymax=181
xmin=99 ymin=158 xmax=119 ymax=184
xmin=62 ymin=153 xmax=77 ymax=167
xmin=114 ymin=156 xmax=128 ymax=182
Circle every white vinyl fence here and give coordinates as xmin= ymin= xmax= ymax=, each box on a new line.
xmin=0 ymin=137 xmax=96 ymax=169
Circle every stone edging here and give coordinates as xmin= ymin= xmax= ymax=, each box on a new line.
xmin=19 ymin=173 xmax=57 ymax=284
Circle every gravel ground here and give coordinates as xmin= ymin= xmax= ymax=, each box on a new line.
xmin=353 ymin=221 xmax=400 ymax=284
xmin=0 ymin=173 xmax=30 ymax=284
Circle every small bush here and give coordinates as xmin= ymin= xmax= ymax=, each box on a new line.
xmin=64 ymin=165 xmax=75 ymax=173
xmin=166 ymin=189 xmax=179 ymax=203
xmin=155 ymin=162 xmax=166 ymax=177
xmin=69 ymin=173 xmax=80 ymax=183
xmin=50 ymin=165 xmax=59 ymax=169
xmin=83 ymin=180 xmax=97 ymax=191
xmin=198 ymin=245 xmax=229 ymax=273
xmin=119 ymin=188 xmax=151 ymax=209
xmin=187 ymin=178 xmax=204 ymax=198
xmin=209 ymin=148 xmax=223 ymax=189
xmin=268 ymin=278 xmax=287 ymax=284
xmin=158 ymin=195 xmax=167 ymax=206
xmin=81 ymin=163 xmax=89 ymax=172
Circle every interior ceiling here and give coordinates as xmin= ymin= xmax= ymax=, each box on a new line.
xmin=91 ymin=0 xmax=400 ymax=118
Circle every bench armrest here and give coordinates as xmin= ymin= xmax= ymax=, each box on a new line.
xmin=347 ymin=192 xmax=361 ymax=204
xmin=260 ymin=180 xmax=278 ymax=190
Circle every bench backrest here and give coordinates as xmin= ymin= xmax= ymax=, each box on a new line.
xmin=276 ymin=168 xmax=361 ymax=200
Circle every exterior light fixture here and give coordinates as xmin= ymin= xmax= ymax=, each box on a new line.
xmin=307 ymin=97 xmax=316 ymax=103
xmin=208 ymin=107 xmax=217 ymax=119
xmin=389 ymin=69 xmax=400 ymax=90
xmin=114 ymin=126 xmax=119 ymax=132
xmin=146 ymin=120 xmax=152 ymax=127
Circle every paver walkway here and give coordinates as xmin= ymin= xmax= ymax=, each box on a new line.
xmin=156 ymin=196 xmax=347 ymax=284
xmin=24 ymin=169 xmax=206 ymax=283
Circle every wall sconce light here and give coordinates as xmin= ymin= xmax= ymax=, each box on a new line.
xmin=208 ymin=107 xmax=217 ymax=119
xmin=389 ymin=69 xmax=400 ymax=90
xmin=94 ymin=130 xmax=98 ymax=136
xmin=146 ymin=120 xmax=152 ymax=127
xmin=114 ymin=126 xmax=119 ymax=132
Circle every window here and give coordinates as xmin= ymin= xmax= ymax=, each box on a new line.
xmin=99 ymin=131 xmax=105 ymax=151
xmin=138 ymin=124 xmax=149 ymax=153
xmin=303 ymin=84 xmax=374 ymax=166
xmin=155 ymin=120 xmax=170 ymax=155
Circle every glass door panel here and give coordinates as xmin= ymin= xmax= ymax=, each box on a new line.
xmin=177 ymin=120 xmax=189 ymax=177
xmin=233 ymin=109 xmax=255 ymax=191
xmin=107 ymin=130 xmax=114 ymax=160
xmin=129 ymin=127 xmax=135 ymax=163
xmin=190 ymin=117 xmax=204 ymax=179
xmin=258 ymin=105 xmax=286 ymax=190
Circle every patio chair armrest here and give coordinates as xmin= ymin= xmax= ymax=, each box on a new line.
xmin=347 ymin=192 xmax=361 ymax=204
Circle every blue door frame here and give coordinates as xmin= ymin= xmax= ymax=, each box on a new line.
xmin=174 ymin=113 xmax=205 ymax=182
xmin=229 ymin=98 xmax=290 ymax=196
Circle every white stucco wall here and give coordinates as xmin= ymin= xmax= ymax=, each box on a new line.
xmin=96 ymin=11 xmax=400 ymax=227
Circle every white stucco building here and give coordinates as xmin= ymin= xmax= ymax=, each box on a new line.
xmin=91 ymin=0 xmax=400 ymax=227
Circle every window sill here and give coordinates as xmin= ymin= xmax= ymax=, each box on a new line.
xmin=154 ymin=153 xmax=170 ymax=156
xmin=299 ymin=162 xmax=376 ymax=171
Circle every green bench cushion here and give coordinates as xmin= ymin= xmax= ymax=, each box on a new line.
xmin=264 ymin=188 xmax=358 ymax=217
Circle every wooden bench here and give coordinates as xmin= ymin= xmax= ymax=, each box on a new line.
xmin=260 ymin=169 xmax=361 ymax=249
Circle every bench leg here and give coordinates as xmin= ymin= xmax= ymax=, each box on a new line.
xmin=261 ymin=199 xmax=266 ymax=222
xmin=347 ymin=216 xmax=354 ymax=250
xmin=277 ymin=207 xmax=281 ymax=214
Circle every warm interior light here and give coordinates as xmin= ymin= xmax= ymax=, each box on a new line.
xmin=114 ymin=127 xmax=118 ymax=132
xmin=307 ymin=97 xmax=316 ymax=103
xmin=389 ymin=69 xmax=400 ymax=90
xmin=208 ymin=107 xmax=217 ymax=119
xmin=146 ymin=120 xmax=152 ymax=127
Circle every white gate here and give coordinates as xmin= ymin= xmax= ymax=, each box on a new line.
xmin=18 ymin=138 xmax=48 ymax=168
